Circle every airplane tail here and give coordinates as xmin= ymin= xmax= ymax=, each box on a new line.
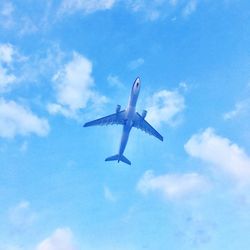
xmin=105 ymin=154 xmax=131 ymax=165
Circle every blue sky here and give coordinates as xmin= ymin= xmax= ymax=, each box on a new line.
xmin=1 ymin=0 xmax=250 ymax=249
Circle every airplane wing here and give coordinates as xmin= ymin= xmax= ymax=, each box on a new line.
xmin=83 ymin=110 xmax=126 ymax=127
xmin=133 ymin=112 xmax=163 ymax=141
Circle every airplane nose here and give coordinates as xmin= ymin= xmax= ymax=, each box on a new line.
xmin=135 ymin=77 xmax=140 ymax=87
xmin=133 ymin=77 xmax=140 ymax=90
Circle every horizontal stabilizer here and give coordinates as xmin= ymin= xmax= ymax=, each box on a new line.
xmin=105 ymin=154 xmax=131 ymax=165
xmin=120 ymin=155 xmax=131 ymax=165
xmin=105 ymin=154 xmax=119 ymax=161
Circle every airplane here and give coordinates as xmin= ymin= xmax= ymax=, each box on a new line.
xmin=83 ymin=77 xmax=163 ymax=165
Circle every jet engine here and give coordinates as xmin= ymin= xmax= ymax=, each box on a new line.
xmin=116 ymin=104 xmax=121 ymax=113
xmin=142 ymin=110 xmax=147 ymax=119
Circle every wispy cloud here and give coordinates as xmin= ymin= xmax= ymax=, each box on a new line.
xmin=36 ymin=227 xmax=77 ymax=250
xmin=2 ymin=4 xmax=45 ymax=34
xmin=146 ymin=89 xmax=185 ymax=127
xmin=0 ymin=43 xmax=17 ymax=92
xmin=182 ymin=0 xmax=197 ymax=17
xmin=137 ymin=170 xmax=208 ymax=200
xmin=48 ymin=52 xmax=107 ymax=119
xmin=59 ymin=0 xmax=116 ymax=15
xmin=185 ymin=128 xmax=250 ymax=186
xmin=128 ymin=58 xmax=144 ymax=70
xmin=0 ymin=98 xmax=50 ymax=138
xmin=107 ymin=74 xmax=124 ymax=88
xmin=0 ymin=1 xmax=14 ymax=28
xmin=0 ymin=43 xmax=15 ymax=64
xmin=104 ymin=185 xmax=116 ymax=202
xmin=178 ymin=81 xmax=190 ymax=92
xmin=0 ymin=43 xmax=29 ymax=92
xmin=127 ymin=0 xmax=164 ymax=21
xmin=20 ymin=141 xmax=28 ymax=152
xmin=223 ymin=99 xmax=250 ymax=120
xmin=127 ymin=0 xmax=199 ymax=21
xmin=8 ymin=201 xmax=37 ymax=230
xmin=0 ymin=245 xmax=23 ymax=250
xmin=18 ymin=16 xmax=38 ymax=36
xmin=169 ymin=0 xmax=178 ymax=6
xmin=0 ymin=66 xmax=16 ymax=91
xmin=176 ymin=214 xmax=215 ymax=248
xmin=23 ymin=44 xmax=65 ymax=83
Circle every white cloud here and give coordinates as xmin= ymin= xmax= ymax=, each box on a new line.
xmin=146 ymin=89 xmax=185 ymax=127
xmin=0 ymin=43 xmax=23 ymax=92
xmin=0 ymin=66 xmax=16 ymax=91
xmin=104 ymin=185 xmax=116 ymax=202
xmin=0 ymin=44 xmax=16 ymax=91
xmin=0 ymin=245 xmax=23 ymax=250
xmin=177 ymin=214 xmax=214 ymax=247
xmin=127 ymin=0 xmax=199 ymax=20
xmin=128 ymin=58 xmax=144 ymax=70
xmin=185 ymin=128 xmax=250 ymax=185
xmin=0 ymin=43 xmax=15 ymax=64
xmin=127 ymin=0 xmax=164 ymax=21
xmin=1 ymin=1 xmax=14 ymax=16
xmin=60 ymin=0 xmax=116 ymax=14
xmin=48 ymin=52 xmax=107 ymax=118
xmin=178 ymin=81 xmax=189 ymax=92
xmin=0 ymin=44 xmax=63 ymax=93
xmin=19 ymin=16 xmax=38 ymax=36
xmin=223 ymin=99 xmax=250 ymax=120
xmin=53 ymin=52 xmax=93 ymax=110
xmin=20 ymin=141 xmax=28 ymax=152
xmin=169 ymin=0 xmax=178 ymax=6
xmin=0 ymin=1 xmax=14 ymax=28
xmin=36 ymin=227 xmax=77 ymax=250
xmin=9 ymin=201 xmax=37 ymax=229
xmin=22 ymin=44 xmax=65 ymax=84
xmin=0 ymin=1 xmax=39 ymax=35
xmin=182 ymin=0 xmax=197 ymax=17
xmin=107 ymin=74 xmax=124 ymax=88
xmin=0 ymin=98 xmax=50 ymax=138
xmin=137 ymin=170 xmax=208 ymax=200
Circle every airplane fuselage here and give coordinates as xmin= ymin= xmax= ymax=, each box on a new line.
xmin=84 ymin=76 xmax=163 ymax=165
xmin=118 ymin=77 xmax=140 ymax=159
